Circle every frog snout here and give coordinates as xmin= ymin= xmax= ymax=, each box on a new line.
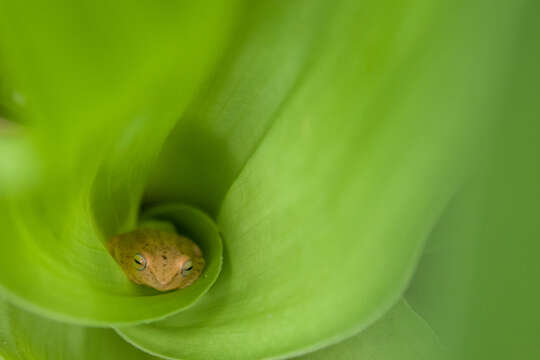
xmin=155 ymin=272 xmax=177 ymax=286
xmin=156 ymin=277 xmax=169 ymax=285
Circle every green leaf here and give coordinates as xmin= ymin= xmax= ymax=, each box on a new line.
xmin=406 ymin=4 xmax=540 ymax=358
xmin=0 ymin=297 xmax=158 ymax=360
xmin=1 ymin=0 xmax=536 ymax=359
xmin=298 ymin=300 xmax=445 ymax=360
xmin=404 ymin=193 xmax=478 ymax=357
xmin=0 ymin=0 xmax=240 ymax=325
xmin=117 ymin=0 xmax=512 ymax=358
xmin=144 ymin=0 xmax=334 ymax=217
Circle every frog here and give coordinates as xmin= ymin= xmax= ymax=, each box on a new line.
xmin=107 ymin=228 xmax=205 ymax=291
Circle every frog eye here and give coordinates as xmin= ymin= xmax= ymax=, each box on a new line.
xmin=133 ymin=253 xmax=146 ymax=271
xmin=181 ymin=260 xmax=193 ymax=277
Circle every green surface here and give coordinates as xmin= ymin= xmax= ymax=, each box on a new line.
xmin=0 ymin=0 xmax=240 ymax=325
xmin=0 ymin=0 xmax=538 ymax=359
xmin=406 ymin=5 xmax=540 ymax=358
xmin=298 ymin=300 xmax=445 ymax=360
xmin=0 ymin=296 xmax=158 ymax=360
xmin=118 ymin=0 xmax=519 ymax=357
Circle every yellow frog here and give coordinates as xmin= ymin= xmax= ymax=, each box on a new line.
xmin=107 ymin=228 xmax=205 ymax=291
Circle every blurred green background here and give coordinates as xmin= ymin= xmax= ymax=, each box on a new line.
xmin=0 ymin=0 xmax=539 ymax=359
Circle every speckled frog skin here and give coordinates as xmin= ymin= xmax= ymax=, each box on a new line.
xmin=107 ymin=229 xmax=205 ymax=291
